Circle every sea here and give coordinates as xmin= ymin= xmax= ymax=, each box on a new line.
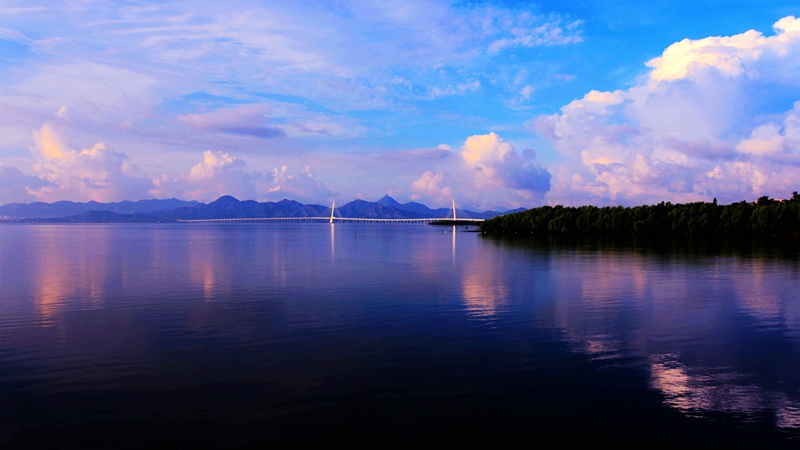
xmin=1 ymin=223 xmax=799 ymax=448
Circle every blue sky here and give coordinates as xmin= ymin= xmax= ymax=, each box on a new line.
xmin=1 ymin=1 xmax=799 ymax=208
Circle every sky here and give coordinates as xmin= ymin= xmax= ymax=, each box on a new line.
xmin=1 ymin=1 xmax=799 ymax=209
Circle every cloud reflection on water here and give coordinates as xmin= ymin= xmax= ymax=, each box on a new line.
xmin=459 ymin=233 xmax=509 ymax=319
xmin=461 ymin=266 xmax=508 ymax=318
xmin=2 ymin=225 xmax=800 ymax=434
xmin=32 ymin=226 xmax=111 ymax=326
xmin=527 ymin=240 xmax=800 ymax=429
xmin=649 ymin=353 xmax=800 ymax=429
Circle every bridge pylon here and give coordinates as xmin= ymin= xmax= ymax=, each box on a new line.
xmin=330 ymin=200 xmax=336 ymax=224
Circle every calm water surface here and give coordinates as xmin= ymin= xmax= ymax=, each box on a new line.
xmin=1 ymin=223 xmax=799 ymax=448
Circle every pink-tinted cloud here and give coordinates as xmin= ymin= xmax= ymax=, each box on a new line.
xmin=153 ymin=150 xmax=336 ymax=204
xmin=180 ymin=150 xmax=260 ymax=201
xmin=408 ymin=132 xmax=551 ymax=209
xmin=461 ymin=132 xmax=550 ymax=193
xmin=28 ymin=124 xmax=155 ymax=202
xmin=264 ymin=165 xmax=337 ymax=203
xmin=0 ymin=164 xmax=54 ymax=204
xmin=410 ymin=170 xmax=452 ymax=203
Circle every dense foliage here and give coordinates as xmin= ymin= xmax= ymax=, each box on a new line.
xmin=481 ymin=193 xmax=800 ymax=236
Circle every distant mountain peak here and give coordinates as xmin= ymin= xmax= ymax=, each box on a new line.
xmin=0 ymin=198 xmax=201 ymax=220
xmin=376 ymin=195 xmax=401 ymax=207
xmin=1 ymin=195 xmax=514 ymax=222
xmin=212 ymin=195 xmax=240 ymax=204
xmin=345 ymin=199 xmax=371 ymax=205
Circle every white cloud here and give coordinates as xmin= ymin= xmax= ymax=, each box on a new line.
xmin=407 ymin=132 xmax=551 ymax=209
xmin=487 ymin=16 xmax=583 ymax=53
xmin=265 ymin=165 xmax=337 ymax=203
xmin=535 ymin=16 xmax=800 ymax=205
xmin=188 ymin=151 xmax=247 ymax=182
xmin=178 ymin=150 xmax=259 ymax=201
xmin=0 ymin=1 xmax=583 ymax=111
xmin=411 ymin=170 xmax=452 ymax=202
xmin=461 ymin=132 xmax=551 ymax=194
xmin=736 ymin=124 xmax=786 ymax=156
xmin=647 ymin=16 xmax=800 ymax=83
xmin=153 ymin=150 xmax=336 ymax=204
xmin=0 ymin=1 xmax=586 ymax=201
xmin=54 ymin=106 xmax=69 ymax=120
xmin=28 ymin=124 xmax=155 ymax=202
xmin=0 ymin=164 xmax=54 ymax=204
xmin=425 ymin=80 xmax=481 ymax=99
xmin=520 ymin=85 xmax=534 ymax=100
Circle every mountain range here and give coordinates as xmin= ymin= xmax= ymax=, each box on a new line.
xmin=0 ymin=198 xmax=200 ymax=219
xmin=0 ymin=195 xmax=524 ymax=222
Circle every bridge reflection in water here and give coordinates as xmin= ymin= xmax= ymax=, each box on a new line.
xmin=177 ymin=199 xmax=485 ymax=224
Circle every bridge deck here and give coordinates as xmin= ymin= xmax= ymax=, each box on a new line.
xmin=177 ymin=217 xmax=485 ymax=224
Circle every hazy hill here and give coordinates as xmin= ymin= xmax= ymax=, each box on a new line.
xmin=0 ymin=198 xmax=199 ymax=219
xmin=338 ymin=199 xmax=415 ymax=218
xmin=375 ymin=195 xmax=436 ymax=215
xmin=374 ymin=195 xmax=523 ymax=219
xmin=36 ymin=211 xmax=164 ymax=223
xmin=5 ymin=195 xmax=524 ymax=222
xmin=155 ymin=196 xmax=329 ymax=221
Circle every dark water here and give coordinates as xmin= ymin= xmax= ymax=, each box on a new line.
xmin=1 ymin=224 xmax=799 ymax=448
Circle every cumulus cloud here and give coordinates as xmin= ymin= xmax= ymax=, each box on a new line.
xmin=535 ymin=16 xmax=800 ymax=205
xmin=0 ymin=164 xmax=54 ymax=204
xmin=28 ymin=124 xmax=154 ymax=202
xmin=0 ymin=1 xmax=585 ymax=196
xmin=408 ymin=132 xmax=551 ymax=209
xmin=461 ymin=132 xmax=551 ymax=193
xmin=153 ymin=150 xmax=336 ymax=204
xmin=411 ymin=170 xmax=452 ymax=202
xmin=264 ymin=165 xmax=337 ymax=203
xmin=180 ymin=150 xmax=259 ymax=201
xmin=646 ymin=16 xmax=800 ymax=83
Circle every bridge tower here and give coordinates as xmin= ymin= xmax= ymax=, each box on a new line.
xmin=330 ymin=200 xmax=336 ymax=224
xmin=452 ymin=199 xmax=457 ymax=221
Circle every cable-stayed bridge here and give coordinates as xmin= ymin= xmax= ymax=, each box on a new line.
xmin=177 ymin=200 xmax=485 ymax=224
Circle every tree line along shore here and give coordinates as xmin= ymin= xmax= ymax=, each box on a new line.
xmin=480 ymin=193 xmax=800 ymax=236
